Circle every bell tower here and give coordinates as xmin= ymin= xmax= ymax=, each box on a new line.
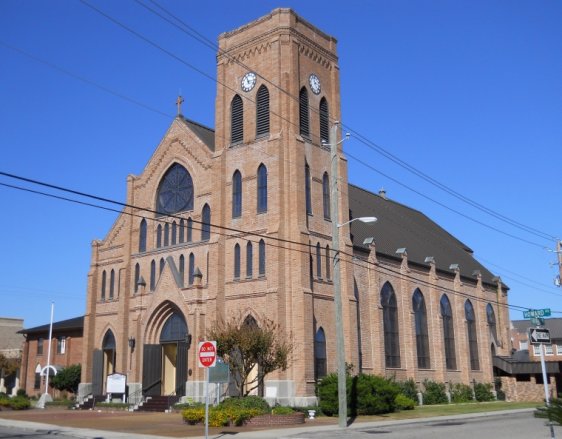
xmin=214 ymin=9 xmax=351 ymax=402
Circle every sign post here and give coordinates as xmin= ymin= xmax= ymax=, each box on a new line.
xmin=528 ymin=326 xmax=555 ymax=438
xmin=198 ymin=341 xmax=217 ymax=439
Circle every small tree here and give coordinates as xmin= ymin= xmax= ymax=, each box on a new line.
xmin=0 ymin=353 xmax=20 ymax=376
xmin=208 ymin=315 xmax=292 ymax=396
xmin=50 ymin=364 xmax=81 ymax=394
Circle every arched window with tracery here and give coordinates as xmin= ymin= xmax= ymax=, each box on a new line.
xmin=201 ymin=204 xmax=211 ymax=241
xmin=156 ymin=163 xmax=194 ymax=216
xmin=487 ymin=303 xmax=498 ymax=344
xmin=412 ymin=288 xmax=430 ymax=369
xmin=440 ymin=294 xmax=456 ymax=370
xmin=465 ymin=300 xmax=480 ymax=370
xmin=381 ymin=282 xmax=400 ymax=368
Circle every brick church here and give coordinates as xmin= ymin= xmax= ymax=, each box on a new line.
xmin=79 ymin=8 xmax=511 ymax=405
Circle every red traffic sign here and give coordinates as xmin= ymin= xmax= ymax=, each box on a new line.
xmin=198 ymin=340 xmax=217 ymax=368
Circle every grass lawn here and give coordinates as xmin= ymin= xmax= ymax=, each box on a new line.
xmin=353 ymin=401 xmax=540 ymax=422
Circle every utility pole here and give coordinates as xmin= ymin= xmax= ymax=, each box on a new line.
xmin=557 ymin=240 xmax=562 ymax=284
xmin=330 ymin=121 xmax=347 ymax=428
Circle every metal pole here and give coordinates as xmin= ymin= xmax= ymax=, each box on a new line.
xmin=204 ymin=366 xmax=209 ymax=439
xmin=44 ymin=302 xmax=54 ymax=396
xmin=557 ymin=240 xmax=562 ymax=283
xmin=330 ymin=121 xmax=347 ymax=428
xmin=540 ymin=343 xmax=556 ymax=438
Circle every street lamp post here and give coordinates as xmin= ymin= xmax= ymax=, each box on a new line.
xmin=328 ymin=122 xmax=377 ymax=428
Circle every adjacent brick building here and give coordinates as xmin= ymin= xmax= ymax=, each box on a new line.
xmin=19 ymin=316 xmax=83 ymax=397
xmin=79 ymin=8 xmax=512 ymax=405
xmin=0 ymin=317 xmax=24 ymax=395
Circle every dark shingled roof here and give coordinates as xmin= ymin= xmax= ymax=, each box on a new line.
xmin=512 ymin=318 xmax=562 ymax=339
xmin=178 ymin=116 xmax=215 ymax=152
xmin=19 ymin=316 xmax=84 ymax=335
xmin=348 ymin=184 xmax=502 ymax=288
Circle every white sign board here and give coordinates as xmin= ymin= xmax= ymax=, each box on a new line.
xmin=106 ymin=373 xmax=127 ymax=394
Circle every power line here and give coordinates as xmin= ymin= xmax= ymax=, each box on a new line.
xmin=0 ymin=171 xmax=529 ymax=314
xmin=136 ymin=0 xmax=557 ymax=244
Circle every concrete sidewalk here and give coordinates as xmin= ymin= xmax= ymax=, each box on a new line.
xmin=0 ymin=408 xmax=537 ymax=439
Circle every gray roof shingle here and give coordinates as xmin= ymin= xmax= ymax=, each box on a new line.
xmin=348 ymin=184 xmax=502 ymax=288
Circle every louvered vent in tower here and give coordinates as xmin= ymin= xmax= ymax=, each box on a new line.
xmin=231 ymin=94 xmax=243 ymax=144
xmin=299 ymin=87 xmax=310 ymax=138
xmin=256 ymin=85 xmax=270 ymax=137
xmin=320 ymin=97 xmax=329 ymax=144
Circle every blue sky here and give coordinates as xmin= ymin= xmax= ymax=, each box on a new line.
xmin=1 ymin=1 xmax=561 ymax=328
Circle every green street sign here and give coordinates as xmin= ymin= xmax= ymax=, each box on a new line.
xmin=530 ymin=317 xmax=545 ymax=327
xmin=523 ymin=309 xmax=551 ymax=319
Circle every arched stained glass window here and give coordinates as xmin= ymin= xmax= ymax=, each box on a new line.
xmin=412 ymin=288 xmax=430 ymax=369
xmin=440 ymin=294 xmax=456 ymax=370
xmin=179 ymin=255 xmax=185 ymax=285
xmin=232 ymin=170 xmax=242 ymax=218
xmin=164 ymin=223 xmax=169 ymax=247
xmin=234 ymin=243 xmax=241 ymax=280
xmin=189 ymin=253 xmax=195 ymax=285
xmin=156 ymin=163 xmax=194 ymax=216
xmin=101 ymin=270 xmax=106 ymax=300
xmin=179 ymin=219 xmax=185 ymax=243
xmin=134 ymin=263 xmax=140 ymax=293
xmin=314 ymin=327 xmax=327 ymax=380
xmin=257 ymin=164 xmax=267 ymax=213
xmin=325 ymin=245 xmax=331 ymax=280
xmin=160 ymin=313 xmax=187 ymax=343
xmin=305 ymin=163 xmax=312 ymax=215
xmin=256 ymin=85 xmax=270 ymax=137
xmin=156 ymin=224 xmax=162 ymax=248
xmin=258 ymin=239 xmax=266 ymax=276
xmin=246 ymin=242 xmax=253 ymax=278
xmin=487 ymin=303 xmax=498 ymax=344
xmin=299 ymin=87 xmax=310 ymax=138
xmin=231 ymin=94 xmax=243 ymax=144
xmin=201 ymin=204 xmax=211 ymax=241
xmin=381 ymin=282 xmax=400 ymax=368
xmin=187 ymin=218 xmax=193 ymax=242
xmin=465 ymin=300 xmax=480 ymax=370
xmin=319 ymin=97 xmax=329 ymax=145
xmin=150 ymin=260 xmax=156 ymax=291
xmin=171 ymin=221 xmax=177 ymax=245
xmin=109 ymin=269 xmax=115 ymax=300
xmin=139 ymin=219 xmax=147 ymax=252
xmin=316 ymin=243 xmax=322 ymax=279
xmin=322 ymin=172 xmax=330 ymax=220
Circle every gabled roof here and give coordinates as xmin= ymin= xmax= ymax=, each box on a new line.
xmin=18 ymin=316 xmax=84 ymax=335
xmin=178 ymin=116 xmax=215 ymax=152
xmin=512 ymin=318 xmax=562 ymax=339
xmin=348 ymin=184 xmax=502 ymax=288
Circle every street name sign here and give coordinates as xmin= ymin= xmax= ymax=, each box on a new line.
xmin=198 ymin=340 xmax=217 ymax=368
xmin=523 ymin=308 xmax=551 ymax=318
xmin=529 ymin=328 xmax=551 ymax=345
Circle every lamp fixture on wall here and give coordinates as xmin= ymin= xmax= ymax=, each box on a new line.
xmin=128 ymin=336 xmax=136 ymax=350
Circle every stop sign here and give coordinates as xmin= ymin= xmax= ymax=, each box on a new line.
xmin=198 ymin=340 xmax=217 ymax=368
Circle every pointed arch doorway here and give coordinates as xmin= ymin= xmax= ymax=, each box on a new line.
xmin=92 ymin=330 xmax=117 ymax=395
xmin=143 ymin=312 xmax=190 ymax=396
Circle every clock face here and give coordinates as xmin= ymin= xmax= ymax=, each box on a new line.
xmin=241 ymin=72 xmax=257 ymax=92
xmin=309 ymin=74 xmax=321 ymax=95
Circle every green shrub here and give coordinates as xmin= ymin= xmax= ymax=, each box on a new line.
xmin=271 ymin=405 xmax=295 ymax=415
xmin=474 ymin=382 xmax=495 ymax=402
xmin=9 ymin=396 xmax=31 ymax=410
xmin=350 ymin=374 xmax=400 ymax=416
xmin=535 ymin=398 xmax=562 ymax=425
xmin=396 ymin=378 xmax=418 ymax=403
xmin=16 ymin=389 xmax=28 ymax=398
xmin=395 ymin=394 xmax=415 ymax=410
xmin=422 ymin=380 xmax=448 ymax=405
xmin=182 ymin=407 xmax=205 ymax=424
xmin=219 ymin=396 xmax=270 ymax=414
xmin=317 ymin=373 xmax=351 ymax=416
xmin=494 ymin=378 xmax=506 ymax=401
xmin=450 ymin=383 xmax=474 ymax=403
xmin=0 ymin=395 xmax=10 ymax=408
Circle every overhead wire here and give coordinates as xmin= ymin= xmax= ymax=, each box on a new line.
xmin=137 ymin=0 xmax=557 ymax=244
xmin=0 ymin=172 xmax=531 ymax=314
